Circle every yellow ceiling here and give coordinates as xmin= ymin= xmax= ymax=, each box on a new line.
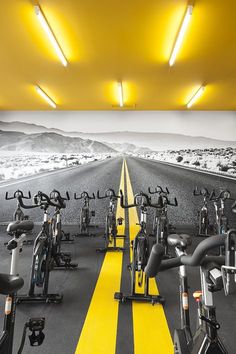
xmin=0 ymin=0 xmax=236 ymax=110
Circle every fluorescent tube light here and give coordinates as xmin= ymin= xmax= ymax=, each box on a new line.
xmin=35 ymin=5 xmax=67 ymax=67
xmin=118 ymin=82 xmax=124 ymax=107
xmin=169 ymin=5 xmax=193 ymax=66
xmin=187 ymin=86 xmax=205 ymax=108
xmin=36 ymin=85 xmax=57 ymax=108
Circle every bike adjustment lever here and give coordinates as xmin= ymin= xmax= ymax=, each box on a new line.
xmin=199 ymin=315 xmax=220 ymax=330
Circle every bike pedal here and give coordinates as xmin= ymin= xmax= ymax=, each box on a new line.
xmin=28 ymin=317 xmax=45 ymax=346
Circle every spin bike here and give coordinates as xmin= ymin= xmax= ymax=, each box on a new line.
xmin=3 ymin=219 xmax=45 ymax=352
xmin=49 ymin=189 xmax=78 ymax=269
xmin=17 ymin=192 xmax=64 ymax=304
xmin=193 ymin=187 xmax=212 ymax=237
xmin=210 ymin=189 xmax=231 ymax=255
xmin=96 ymin=189 xmax=125 ymax=252
xmin=148 ymin=185 xmax=177 ymax=257
xmin=114 ymin=190 xmax=164 ymax=304
xmin=145 ymin=230 xmax=236 ymax=354
xmin=0 ymin=273 xmax=45 ymax=354
xmin=74 ymin=191 xmax=96 ymax=236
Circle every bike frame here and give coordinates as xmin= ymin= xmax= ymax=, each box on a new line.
xmin=74 ymin=192 xmax=95 ymax=236
xmin=29 ymin=206 xmax=51 ymax=297
xmin=17 ymin=194 xmax=63 ymax=304
xmin=193 ymin=187 xmax=211 ymax=237
xmin=97 ymin=189 xmax=124 ymax=252
xmin=213 ymin=199 xmax=228 ymax=234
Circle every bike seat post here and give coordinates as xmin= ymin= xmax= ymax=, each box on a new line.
xmin=8 ymin=232 xmax=26 ymax=276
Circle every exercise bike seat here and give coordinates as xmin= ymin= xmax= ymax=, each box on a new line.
xmin=0 ymin=273 xmax=24 ymax=295
xmin=167 ymin=234 xmax=192 ymax=249
xmin=7 ymin=220 xmax=34 ymax=233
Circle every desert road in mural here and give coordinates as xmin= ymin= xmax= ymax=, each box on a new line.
xmin=0 ymin=156 xmax=235 ymax=228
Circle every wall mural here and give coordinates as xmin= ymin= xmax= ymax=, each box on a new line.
xmin=0 ymin=115 xmax=236 ymax=181
xmin=0 ymin=112 xmax=235 ymax=230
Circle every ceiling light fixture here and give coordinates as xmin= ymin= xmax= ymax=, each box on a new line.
xmin=118 ymin=82 xmax=124 ymax=107
xmin=35 ymin=85 xmax=57 ymax=108
xmin=34 ymin=5 xmax=67 ymax=67
xmin=187 ymin=86 xmax=205 ymax=108
xmin=169 ymin=5 xmax=193 ymax=66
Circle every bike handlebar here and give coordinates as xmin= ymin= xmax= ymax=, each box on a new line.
xmin=5 ymin=190 xmax=31 ymax=200
xmin=162 ymin=195 xmax=178 ymax=207
xmin=193 ymin=187 xmax=210 ymax=197
xmin=49 ymin=189 xmax=69 ymax=209
xmin=119 ymin=189 xmax=150 ymax=208
xmin=120 ymin=189 xmax=167 ymax=209
xmin=18 ymin=191 xmax=61 ymax=209
xmin=145 ymin=234 xmax=226 ymax=277
xmin=74 ymin=191 xmax=95 ymax=200
xmin=97 ymin=189 xmax=120 ymax=200
xmin=148 ymin=186 xmax=169 ymax=195
xmin=18 ymin=196 xmax=39 ymax=210
xmin=35 ymin=192 xmax=65 ymax=209
xmin=210 ymin=189 xmax=231 ymax=202
xmin=148 ymin=187 xmax=177 ymax=207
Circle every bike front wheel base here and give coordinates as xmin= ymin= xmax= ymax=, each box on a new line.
xmin=96 ymin=246 xmax=125 ymax=253
xmin=114 ymin=292 xmax=165 ymax=305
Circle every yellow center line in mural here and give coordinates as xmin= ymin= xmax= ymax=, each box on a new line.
xmin=74 ymin=159 xmax=125 ymax=354
xmin=124 ymin=159 xmax=174 ymax=354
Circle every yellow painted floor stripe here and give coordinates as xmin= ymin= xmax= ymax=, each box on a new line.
xmin=124 ymin=159 xmax=174 ymax=354
xmin=75 ymin=160 xmax=125 ymax=354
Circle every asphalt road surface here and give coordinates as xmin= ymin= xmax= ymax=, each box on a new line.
xmin=0 ymin=156 xmax=235 ymax=353
xmin=126 ymin=156 xmax=236 ymax=229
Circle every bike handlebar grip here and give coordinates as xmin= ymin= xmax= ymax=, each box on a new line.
xmin=18 ymin=196 xmax=38 ymax=209
xmin=148 ymin=187 xmax=155 ymax=194
xmin=105 ymin=188 xmax=119 ymax=198
xmin=181 ymin=235 xmax=225 ymax=267
xmin=159 ymin=256 xmax=182 ymax=271
xmin=74 ymin=192 xmax=83 ymax=200
xmin=174 ymin=197 xmax=178 ymax=206
xmin=5 ymin=192 xmax=11 ymax=200
xmin=144 ymin=244 xmax=165 ymax=278
xmin=24 ymin=191 xmax=31 ymax=199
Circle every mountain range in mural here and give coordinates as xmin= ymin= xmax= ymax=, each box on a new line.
xmin=0 ymin=120 xmax=236 ymax=152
